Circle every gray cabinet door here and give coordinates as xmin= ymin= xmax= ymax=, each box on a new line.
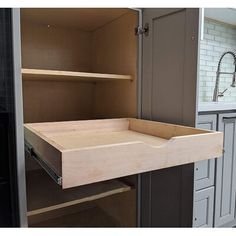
xmin=193 ymin=187 xmax=214 ymax=227
xmin=195 ymin=114 xmax=216 ymax=190
xmin=214 ymin=113 xmax=236 ymax=227
xmin=140 ymin=8 xmax=200 ymax=227
xmin=141 ymin=8 xmax=199 ymax=126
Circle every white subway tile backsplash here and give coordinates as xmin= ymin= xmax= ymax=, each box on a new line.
xmin=213 ymin=46 xmax=225 ymax=52
xmin=201 ymin=55 xmax=213 ymax=61
xmin=207 ymin=50 xmax=220 ymax=57
xmin=200 ymin=49 xmax=207 ymax=55
xmin=199 ymin=18 xmax=236 ymax=102
xmin=215 ymin=36 xmax=227 ymax=43
xmin=206 ymin=61 xmax=216 ymax=67
xmin=208 ymin=29 xmax=221 ymax=36
xmin=221 ymin=32 xmax=234 ymax=39
xmin=205 ymin=22 xmax=215 ymax=30
xmin=200 ymin=44 xmax=213 ymax=50
xmin=215 ymin=25 xmax=227 ymax=33
xmin=206 ymin=71 xmax=216 ymax=76
xmin=204 ymin=34 xmax=215 ymax=40
xmin=207 ymin=40 xmax=220 ymax=47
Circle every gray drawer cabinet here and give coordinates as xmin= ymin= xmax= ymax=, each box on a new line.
xmin=193 ymin=187 xmax=214 ymax=227
xmin=195 ymin=114 xmax=216 ymax=190
xmin=193 ymin=114 xmax=217 ymax=228
xmin=214 ymin=113 xmax=236 ymax=227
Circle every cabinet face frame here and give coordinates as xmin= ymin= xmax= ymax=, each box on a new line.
xmin=12 ymin=8 xmax=28 ymax=227
xmin=134 ymin=7 xmax=143 ymax=227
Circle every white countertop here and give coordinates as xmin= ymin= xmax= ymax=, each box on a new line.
xmin=198 ymin=102 xmax=236 ymax=112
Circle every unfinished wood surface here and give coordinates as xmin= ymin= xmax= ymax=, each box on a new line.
xmin=21 ymin=8 xmax=129 ymax=32
xmin=21 ymin=20 xmax=95 ymax=124
xmin=26 ymin=169 xmax=131 ymax=217
xmin=96 ymin=189 xmax=136 ymax=227
xmin=28 ymin=201 xmax=96 ymax=226
xmin=21 ymin=20 xmax=94 ymax=124
xmin=50 ymin=130 xmax=167 ymax=149
xmin=21 ymin=21 xmax=92 ymax=72
xmin=30 ymin=206 xmax=121 ymax=227
xmin=92 ymin=11 xmax=138 ymax=118
xmin=22 ymin=68 xmax=132 ymax=82
xmin=22 ymin=80 xmax=95 ymax=123
xmin=24 ymin=118 xmax=223 ymax=189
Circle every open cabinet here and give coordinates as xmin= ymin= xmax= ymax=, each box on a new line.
xmin=21 ymin=8 xmax=139 ymax=227
xmin=8 ymin=8 xmax=223 ymax=228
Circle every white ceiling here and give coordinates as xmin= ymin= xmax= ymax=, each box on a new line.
xmin=21 ymin=8 xmax=129 ymax=31
xmin=204 ymin=8 xmax=236 ymax=26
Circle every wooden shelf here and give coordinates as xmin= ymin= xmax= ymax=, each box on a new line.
xmin=29 ymin=206 xmax=121 ymax=227
xmin=21 ymin=68 xmax=132 ymax=82
xmin=24 ymin=118 xmax=223 ymax=189
xmin=27 ymin=169 xmax=131 ymax=217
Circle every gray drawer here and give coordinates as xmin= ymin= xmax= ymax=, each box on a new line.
xmin=193 ymin=186 xmax=214 ymax=227
xmin=194 ymin=159 xmax=215 ymax=190
xmin=195 ymin=114 xmax=217 ymax=190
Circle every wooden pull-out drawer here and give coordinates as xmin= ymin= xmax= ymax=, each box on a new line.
xmin=24 ymin=118 xmax=223 ymax=189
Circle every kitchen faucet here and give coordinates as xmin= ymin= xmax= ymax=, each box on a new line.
xmin=212 ymin=51 xmax=236 ymax=102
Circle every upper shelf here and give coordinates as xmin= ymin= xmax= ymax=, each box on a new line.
xmin=21 ymin=68 xmax=132 ymax=82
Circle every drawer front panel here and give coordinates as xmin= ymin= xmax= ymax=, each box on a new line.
xmin=195 ymin=114 xmax=217 ymax=190
xmin=193 ymin=187 xmax=214 ymax=227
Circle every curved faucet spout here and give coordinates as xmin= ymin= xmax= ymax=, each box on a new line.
xmin=213 ymin=51 xmax=236 ymax=102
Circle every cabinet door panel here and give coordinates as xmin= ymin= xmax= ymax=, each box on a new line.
xmin=140 ymin=8 xmax=199 ymax=227
xmin=193 ymin=187 xmax=214 ymax=227
xmin=142 ymin=8 xmax=199 ymax=126
xmin=195 ymin=114 xmax=216 ymax=190
xmin=214 ymin=113 xmax=236 ymax=227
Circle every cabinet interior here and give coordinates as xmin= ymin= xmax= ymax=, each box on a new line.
xmin=21 ymin=8 xmax=138 ymax=227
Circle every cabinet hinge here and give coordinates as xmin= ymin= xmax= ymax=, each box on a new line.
xmin=135 ymin=23 xmax=149 ymax=36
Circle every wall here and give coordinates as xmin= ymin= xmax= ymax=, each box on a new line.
xmin=199 ymin=18 xmax=236 ymax=102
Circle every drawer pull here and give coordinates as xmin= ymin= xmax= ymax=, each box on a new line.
xmin=222 ymin=116 xmax=236 ymax=122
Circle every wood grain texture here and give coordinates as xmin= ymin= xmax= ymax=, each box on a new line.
xmin=21 ymin=8 xmax=128 ymax=32
xmin=21 ymin=20 xmax=95 ymax=124
xmin=22 ymin=68 xmax=132 ymax=82
xmin=96 ymin=189 xmax=136 ymax=227
xmin=24 ymin=118 xmax=223 ymax=189
xmin=21 ymin=21 xmax=92 ymax=72
xmin=21 ymin=10 xmax=137 ymax=123
xmin=26 ymin=169 xmax=131 ymax=217
xmin=30 ymin=206 xmax=121 ymax=227
xmin=92 ymin=11 xmax=138 ymax=118
xmin=22 ymin=80 xmax=95 ymax=123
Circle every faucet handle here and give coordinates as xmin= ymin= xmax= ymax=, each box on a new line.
xmin=231 ymin=72 xmax=236 ymax=87
xmin=218 ymin=88 xmax=228 ymax=97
